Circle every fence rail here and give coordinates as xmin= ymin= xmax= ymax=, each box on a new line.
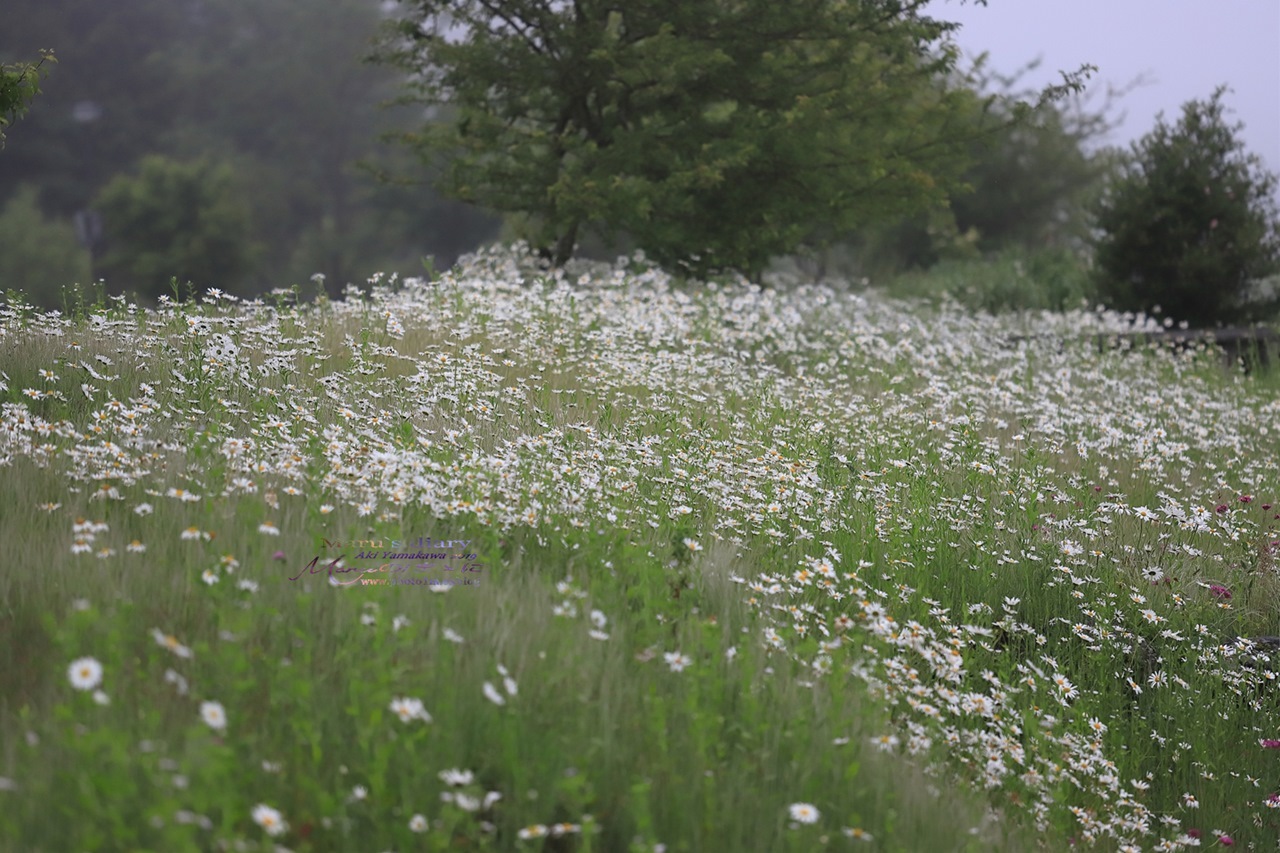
xmin=1000 ymin=326 xmax=1278 ymax=372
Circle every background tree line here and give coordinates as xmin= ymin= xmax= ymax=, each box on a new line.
xmin=0 ymin=0 xmax=499 ymax=305
xmin=0 ymin=0 xmax=1110 ymax=305
xmin=3 ymin=0 xmax=1275 ymax=326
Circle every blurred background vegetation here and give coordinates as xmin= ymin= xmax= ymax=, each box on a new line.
xmin=0 ymin=0 xmax=500 ymax=305
xmin=2 ymin=0 xmax=1275 ymax=325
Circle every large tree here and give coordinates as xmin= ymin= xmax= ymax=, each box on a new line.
xmin=375 ymin=0 xmax=996 ymax=278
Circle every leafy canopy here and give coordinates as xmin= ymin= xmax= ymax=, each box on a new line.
xmin=842 ymin=57 xmax=1117 ymax=280
xmin=376 ymin=0 xmax=1004 ymax=278
xmin=0 ymin=49 xmax=54 ymax=149
xmin=1092 ymin=86 xmax=1280 ymax=326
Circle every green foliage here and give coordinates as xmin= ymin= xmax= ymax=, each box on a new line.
xmin=0 ymin=48 xmax=54 ymax=148
xmin=158 ymin=0 xmax=496 ymax=292
xmin=882 ymin=245 xmax=1096 ymax=313
xmin=92 ymin=155 xmax=255 ymax=300
xmin=0 ymin=185 xmax=91 ymax=307
xmin=828 ymin=58 xmax=1116 ymax=281
xmin=10 ymin=249 xmax=1280 ymax=847
xmin=0 ymin=1 xmax=499 ymax=295
xmin=950 ymin=60 xmax=1116 ymax=257
xmin=376 ymin=0 xmax=986 ymax=279
xmin=1092 ymin=87 xmax=1280 ymax=326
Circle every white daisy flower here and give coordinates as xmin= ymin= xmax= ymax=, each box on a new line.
xmin=153 ymin=628 xmax=193 ymax=659
xmin=200 ymin=701 xmax=227 ymax=732
xmin=663 ymin=651 xmax=691 ymax=672
xmin=68 ymin=657 xmax=103 ymax=691
xmin=872 ymin=733 xmax=900 ymax=751
xmin=389 ymin=696 xmax=432 ymax=723
xmin=788 ymin=802 xmax=820 ymax=824
xmin=251 ymin=803 xmax=287 ymax=837
xmin=482 ymin=681 xmax=506 ymax=706
xmin=439 ymin=768 xmax=474 ymax=787
xmin=164 ymin=668 xmax=189 ymax=696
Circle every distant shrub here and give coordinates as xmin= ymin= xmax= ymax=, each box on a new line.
xmin=0 ymin=185 xmax=91 ymax=308
xmin=882 ymin=247 xmax=1095 ymax=314
xmin=1091 ymin=88 xmax=1280 ymax=326
xmin=92 ymin=155 xmax=255 ymax=301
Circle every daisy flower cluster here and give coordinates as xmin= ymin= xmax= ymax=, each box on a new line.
xmin=7 ymin=243 xmax=1280 ymax=848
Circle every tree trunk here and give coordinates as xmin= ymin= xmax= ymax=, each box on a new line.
xmin=551 ymin=221 xmax=579 ymax=267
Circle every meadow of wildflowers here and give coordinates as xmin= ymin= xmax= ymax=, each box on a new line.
xmin=2 ymin=242 xmax=1280 ymax=851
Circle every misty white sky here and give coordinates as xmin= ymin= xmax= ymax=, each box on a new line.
xmin=939 ymin=0 xmax=1280 ymax=177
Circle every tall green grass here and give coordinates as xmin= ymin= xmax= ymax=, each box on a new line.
xmin=3 ymin=243 xmax=1279 ymax=851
